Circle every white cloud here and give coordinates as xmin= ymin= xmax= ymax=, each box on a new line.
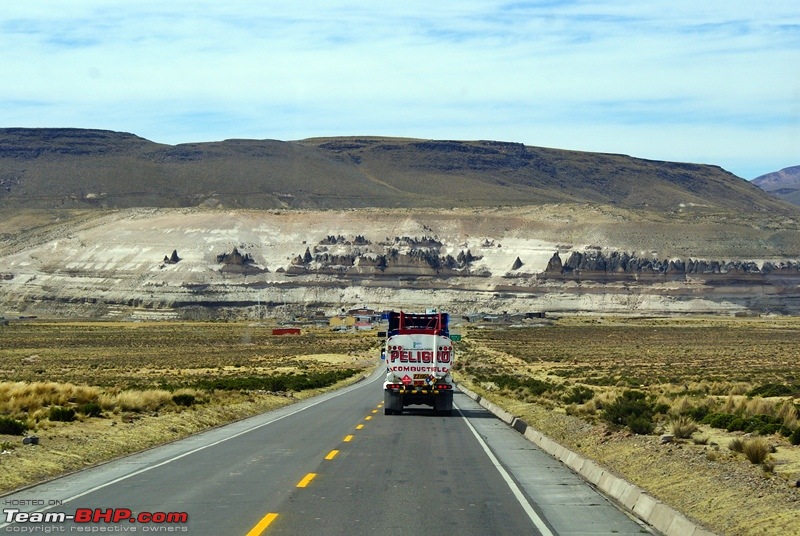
xmin=1 ymin=1 xmax=799 ymax=178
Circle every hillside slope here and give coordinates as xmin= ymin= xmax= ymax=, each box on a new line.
xmin=753 ymin=165 xmax=800 ymax=206
xmin=0 ymin=128 xmax=794 ymax=214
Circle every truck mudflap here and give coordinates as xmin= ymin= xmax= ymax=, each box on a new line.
xmin=383 ymin=384 xmax=453 ymax=416
xmin=433 ymin=390 xmax=454 ymax=416
xmin=384 ymin=389 xmax=403 ymax=415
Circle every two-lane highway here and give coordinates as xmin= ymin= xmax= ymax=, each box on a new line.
xmin=265 ymin=401 xmax=542 ymax=535
xmin=1 ymin=369 xmax=651 ymax=535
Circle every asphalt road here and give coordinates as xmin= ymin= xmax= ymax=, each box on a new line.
xmin=1 ymin=369 xmax=651 ymax=535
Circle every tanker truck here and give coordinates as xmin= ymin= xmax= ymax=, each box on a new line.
xmin=381 ymin=310 xmax=454 ymax=415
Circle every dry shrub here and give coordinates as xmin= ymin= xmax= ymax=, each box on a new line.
xmin=565 ymin=400 xmax=598 ymax=418
xmin=670 ymin=395 xmax=693 ymax=415
xmin=670 ymin=415 xmax=699 ymax=439
xmin=719 ymin=383 xmax=750 ymax=396
xmin=579 ymin=399 xmax=599 ymax=416
xmin=729 ymin=438 xmax=745 ymax=453
xmin=686 ymin=380 xmax=712 ymax=394
xmin=594 ymin=390 xmax=619 ymax=409
xmin=744 ymin=397 xmax=776 ymax=418
xmin=723 ymin=395 xmax=754 ymax=415
xmin=0 ymin=381 xmax=101 ymax=415
xmin=114 ymin=390 xmax=173 ymax=412
xmin=722 ymin=396 xmax=738 ymax=414
xmin=742 ymin=438 xmax=771 ymax=464
xmin=97 ymin=393 xmax=119 ymax=411
xmin=777 ymin=399 xmax=799 ymax=429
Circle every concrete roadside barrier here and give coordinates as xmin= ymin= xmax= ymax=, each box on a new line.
xmin=457 ymin=384 xmax=717 ymax=536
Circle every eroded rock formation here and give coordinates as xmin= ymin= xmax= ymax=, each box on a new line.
xmin=216 ymin=247 xmax=265 ymax=274
xmin=217 ymin=247 xmax=253 ymax=265
xmin=162 ymin=250 xmax=180 ymax=264
xmin=287 ymin=234 xmax=483 ymax=276
xmin=542 ymin=251 xmax=800 ymax=279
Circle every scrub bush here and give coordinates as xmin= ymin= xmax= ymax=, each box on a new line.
xmin=48 ymin=406 xmax=76 ymax=422
xmin=790 ymin=427 xmax=800 ymax=446
xmin=172 ymin=393 xmax=196 ymax=407
xmin=746 ymin=383 xmax=799 ymax=397
xmin=602 ymin=390 xmax=656 ymax=434
xmin=703 ymin=412 xmax=736 ymax=429
xmin=78 ymin=402 xmax=102 ymax=417
xmin=562 ymin=385 xmax=595 ymax=405
xmin=193 ymin=369 xmax=360 ymax=393
xmin=0 ymin=416 xmax=27 ymax=435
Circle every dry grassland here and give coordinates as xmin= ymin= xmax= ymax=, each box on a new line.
xmin=456 ymin=315 xmax=800 ymax=536
xmin=0 ymin=322 xmax=379 ymax=493
xmin=3 ymin=317 xmax=799 ymax=535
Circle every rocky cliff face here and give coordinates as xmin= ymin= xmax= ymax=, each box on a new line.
xmin=287 ymin=235 xmax=485 ymax=276
xmin=542 ymin=251 xmax=800 ymax=279
xmin=2 ymin=207 xmax=800 ymax=320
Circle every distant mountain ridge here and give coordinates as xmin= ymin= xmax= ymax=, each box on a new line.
xmin=0 ymin=128 xmax=794 ymax=214
xmin=753 ymin=165 xmax=800 ymax=206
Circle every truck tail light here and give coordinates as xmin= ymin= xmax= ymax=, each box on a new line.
xmin=435 ymin=384 xmax=452 ymax=390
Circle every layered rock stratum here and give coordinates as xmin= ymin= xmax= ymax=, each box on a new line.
xmin=2 ymin=206 xmax=800 ymax=319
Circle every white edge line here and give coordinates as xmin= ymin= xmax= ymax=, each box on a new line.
xmin=0 ymin=370 xmax=381 ymax=528
xmin=455 ymin=401 xmax=555 ymax=536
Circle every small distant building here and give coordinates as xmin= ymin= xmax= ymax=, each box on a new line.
xmin=347 ymin=307 xmax=381 ymax=323
xmin=310 ymin=311 xmax=329 ymax=327
xmin=329 ymin=315 xmax=356 ymax=329
xmin=348 ymin=307 xmax=375 ymax=316
xmin=272 ymin=328 xmax=301 ymax=336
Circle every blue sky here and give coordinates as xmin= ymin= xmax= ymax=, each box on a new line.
xmin=2 ymin=1 xmax=799 ymax=179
